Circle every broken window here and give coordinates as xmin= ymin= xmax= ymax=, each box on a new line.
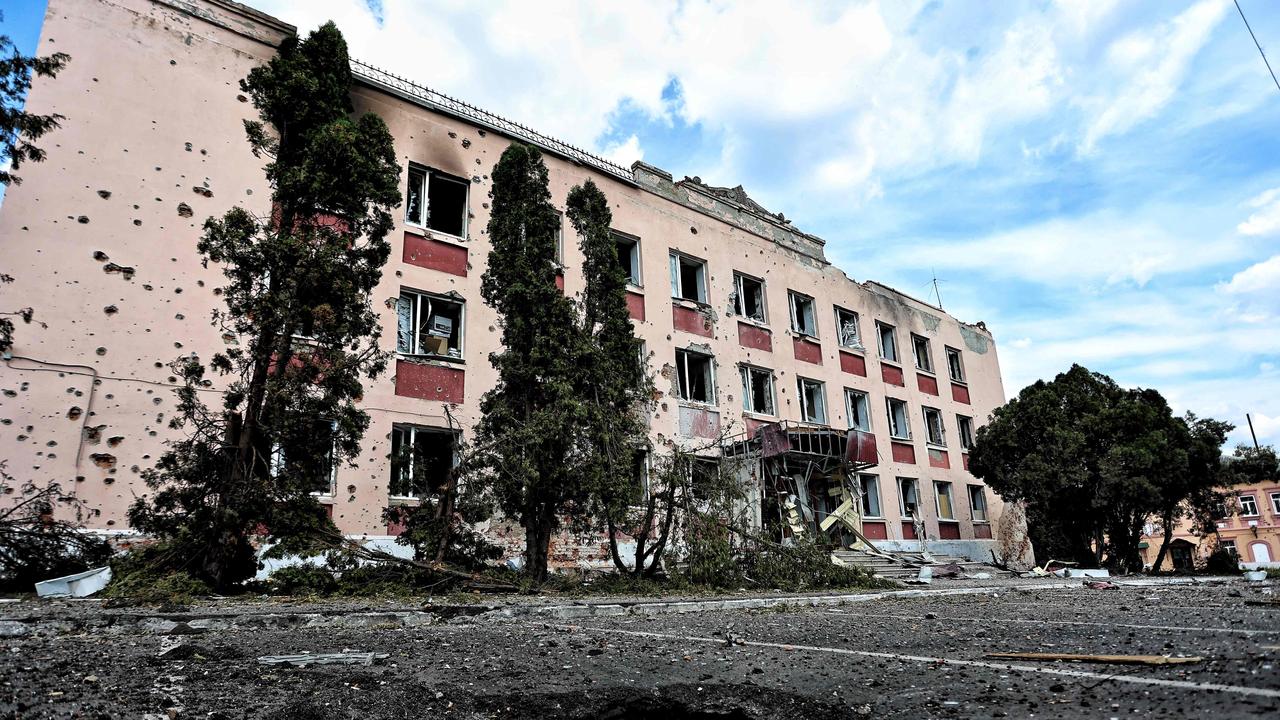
xmin=845 ymin=389 xmax=871 ymax=432
xmin=911 ymin=334 xmax=934 ymax=373
xmin=923 ymin=407 xmax=946 ymax=446
xmin=270 ymin=419 xmax=337 ymax=496
xmin=739 ymin=365 xmax=775 ymax=416
xmin=935 ymin=481 xmax=955 ymax=520
xmin=676 ymin=348 xmax=715 ymax=403
xmin=689 ymin=457 xmax=720 ymax=502
xmin=405 ymin=165 xmax=469 ymax=238
xmin=397 ymin=289 xmax=464 ymax=360
xmin=877 ymin=322 xmax=898 ymax=363
xmin=628 ymin=450 xmax=650 ymax=505
xmin=898 ymin=477 xmax=919 ymax=518
xmin=945 ymin=346 xmax=965 ymax=383
xmin=733 ymin=272 xmax=767 ymax=323
xmin=968 ymin=485 xmax=988 ymax=522
xmin=957 ymin=415 xmax=974 ymax=450
xmin=1239 ymin=494 xmax=1259 ymax=516
xmin=886 ymin=397 xmax=911 ymax=440
xmin=789 ymin=291 xmax=817 ymax=337
xmin=615 ymin=231 xmax=641 ymax=285
xmin=797 ymin=377 xmax=827 ymax=424
xmin=859 ymin=474 xmax=882 ymax=517
xmin=669 ymin=251 xmax=708 ymax=303
xmin=835 ymin=306 xmax=861 ymax=349
xmin=389 ymin=425 xmax=457 ymax=498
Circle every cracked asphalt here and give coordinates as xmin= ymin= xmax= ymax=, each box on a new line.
xmin=1 ymin=580 xmax=1277 ymax=719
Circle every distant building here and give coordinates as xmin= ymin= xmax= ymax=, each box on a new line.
xmin=1140 ymin=479 xmax=1280 ymax=570
xmin=0 ymin=0 xmax=1031 ymax=567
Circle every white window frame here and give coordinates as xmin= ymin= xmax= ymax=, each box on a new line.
xmin=923 ymin=406 xmax=946 ymax=447
xmin=614 ymin=231 xmax=642 ymax=286
xmin=945 ymin=346 xmax=966 ymax=383
xmin=552 ymin=211 xmax=565 ymax=267
xmin=877 ymin=322 xmax=899 ymax=363
xmin=405 ymin=164 xmax=469 ymax=240
xmin=1239 ymin=494 xmax=1259 ymax=517
xmin=1221 ymin=539 xmax=1237 ymax=556
xmin=834 ymin=306 xmax=862 ymax=350
xmin=797 ymin=376 xmax=828 ymax=424
xmin=669 ymin=250 xmax=708 ymax=303
xmin=389 ymin=424 xmax=458 ymax=501
xmin=739 ymin=364 xmax=776 ymax=416
xmin=733 ymin=271 xmax=767 ymax=324
xmin=934 ymin=481 xmax=955 ymax=520
xmin=957 ymin=415 xmax=974 ymax=451
xmin=397 ymin=289 xmax=465 ymax=361
xmin=789 ymin=291 xmax=818 ymax=338
xmin=859 ymin=473 xmax=882 ymax=518
xmin=911 ymin=334 xmax=934 ymax=373
xmin=1271 ymin=492 xmax=1280 ymax=515
xmin=886 ymin=397 xmax=911 ymax=440
xmin=845 ymin=389 xmax=871 ymax=432
xmin=898 ymin=477 xmax=919 ymax=518
xmin=676 ymin=348 xmax=716 ymax=404
xmin=968 ymin=484 xmax=988 ymax=522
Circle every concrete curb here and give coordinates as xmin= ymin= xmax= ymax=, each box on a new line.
xmin=0 ymin=576 xmax=1240 ymax=637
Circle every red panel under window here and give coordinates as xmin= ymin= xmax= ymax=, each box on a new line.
xmin=626 ymin=291 xmax=646 ymax=322
xmin=793 ymin=336 xmax=822 ymax=365
xmin=901 ymin=521 xmax=917 ymax=540
xmin=938 ymin=521 xmax=961 ymax=540
xmin=738 ymin=322 xmax=773 ymax=352
xmin=848 ymin=430 xmax=877 ymax=465
xmin=745 ymin=416 xmax=772 ymax=437
xmin=917 ymin=374 xmax=939 ymax=396
xmin=403 ymin=231 xmax=468 ymax=277
xmin=882 ymin=364 xmax=905 ymax=386
xmin=951 ymin=383 xmax=971 ymax=404
xmin=394 ymin=359 xmax=464 ymax=404
xmin=962 ymin=453 xmax=970 ymax=471
xmin=928 ymin=448 xmax=950 ymax=469
xmin=861 ymin=521 xmax=888 ymax=540
xmin=672 ymin=303 xmax=713 ymax=337
xmin=974 ymin=523 xmax=992 ymax=539
xmin=839 ymin=351 xmax=867 ymax=377
xmin=891 ymin=441 xmax=916 ymax=464
xmin=386 ymin=508 xmax=408 ymax=536
xmin=554 ymin=271 xmax=565 ymax=293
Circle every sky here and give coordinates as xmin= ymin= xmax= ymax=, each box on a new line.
xmin=7 ymin=0 xmax=1280 ymax=449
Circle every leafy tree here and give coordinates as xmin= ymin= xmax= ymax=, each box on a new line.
xmin=1222 ymin=443 xmax=1279 ymax=486
xmin=468 ymin=143 xmax=586 ymax=582
xmin=1148 ymin=413 xmax=1231 ymax=572
xmin=564 ymin=179 xmax=655 ymax=574
xmin=127 ymin=23 xmax=401 ymax=591
xmin=1 ymin=26 xmax=68 ymax=353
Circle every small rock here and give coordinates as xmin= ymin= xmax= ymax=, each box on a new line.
xmin=84 ymin=674 xmax=98 ymax=683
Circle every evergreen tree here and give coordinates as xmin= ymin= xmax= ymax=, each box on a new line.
xmin=470 ymin=144 xmax=585 ymax=582
xmin=127 ymin=23 xmax=401 ymax=591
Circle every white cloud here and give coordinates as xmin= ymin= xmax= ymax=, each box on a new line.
xmin=1219 ymin=254 xmax=1280 ymax=295
xmin=599 ymin=134 xmax=643 ymax=167
xmin=1237 ymin=187 xmax=1280 ymax=236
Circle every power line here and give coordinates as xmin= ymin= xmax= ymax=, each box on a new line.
xmin=1234 ymin=0 xmax=1280 ymax=92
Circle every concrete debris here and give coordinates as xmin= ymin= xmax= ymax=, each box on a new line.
xmin=1242 ymin=570 xmax=1267 ymax=582
xmin=1084 ymin=580 xmax=1119 ymax=590
xmin=34 ymin=567 xmax=112 ymax=598
xmin=985 ymin=652 xmax=1202 ymax=666
xmin=257 ymin=652 xmax=388 ymax=667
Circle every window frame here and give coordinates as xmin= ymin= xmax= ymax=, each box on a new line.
xmin=858 ymin=473 xmax=883 ymax=518
xmin=397 ymin=288 xmax=466 ymax=361
xmin=1221 ymin=539 xmax=1237 ymax=556
xmin=270 ymin=419 xmax=338 ymax=497
xmin=675 ymin=347 xmax=716 ymax=404
xmin=389 ymin=424 xmax=458 ymax=500
xmin=405 ymin=164 xmax=470 ymax=240
xmin=923 ymin=406 xmax=946 ymax=447
xmin=934 ymin=481 xmax=955 ymax=520
xmin=968 ymin=484 xmax=988 ymax=522
xmin=886 ymin=397 xmax=911 ymax=440
xmin=732 ymin=271 xmax=768 ymax=324
xmin=739 ymin=364 xmax=776 ymax=416
xmin=797 ymin=376 xmax=828 ymax=425
xmin=1239 ymin=494 xmax=1259 ymax=517
xmin=911 ymin=334 xmax=934 ymax=374
xmin=877 ymin=321 xmax=899 ymax=363
xmin=845 ymin=388 xmax=871 ymax=432
xmin=957 ymin=415 xmax=974 ymax=451
xmin=1271 ymin=492 xmax=1280 ymax=515
xmin=614 ymin=230 xmax=642 ymax=287
xmin=788 ymin=290 xmax=818 ymax=338
xmin=898 ymin=477 xmax=920 ymax=518
xmin=834 ymin=306 xmax=862 ymax=350
xmin=669 ymin=250 xmax=709 ymax=304
xmin=945 ymin=346 xmax=966 ymax=384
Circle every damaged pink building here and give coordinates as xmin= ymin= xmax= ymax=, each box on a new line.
xmin=0 ymin=0 xmax=1031 ymax=568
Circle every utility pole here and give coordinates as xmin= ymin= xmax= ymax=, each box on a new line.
xmin=1246 ymin=413 xmax=1261 ymax=450
xmin=930 ymin=269 xmax=944 ymax=310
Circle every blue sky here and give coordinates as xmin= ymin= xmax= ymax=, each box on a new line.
xmin=9 ymin=0 xmax=1280 ymax=448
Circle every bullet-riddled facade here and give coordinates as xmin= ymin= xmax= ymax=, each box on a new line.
xmin=0 ymin=0 xmax=1030 ymax=566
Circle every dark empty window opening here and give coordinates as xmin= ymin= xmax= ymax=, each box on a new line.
xmin=689 ymin=457 xmax=720 ymax=502
xmin=670 ymin=251 xmax=708 ymax=303
xmin=859 ymin=474 xmax=882 ymax=517
xmin=912 ymin=334 xmax=934 ymax=373
xmin=790 ymin=291 xmax=817 ymax=337
xmin=835 ymin=306 xmax=862 ymax=349
xmin=846 ymin=389 xmax=871 ymax=431
xmin=946 ymin=346 xmax=965 ymax=383
xmin=740 ymin=365 xmax=775 ymax=415
xmin=390 ymin=425 xmax=457 ymax=498
xmin=957 ymin=415 xmax=974 ymax=450
xmin=676 ymin=348 xmax=715 ymax=403
xmin=397 ymin=289 xmax=464 ymax=360
xmin=935 ymin=481 xmax=955 ymax=519
xmin=887 ymin=397 xmax=911 ymax=440
xmin=615 ymin=232 xmax=641 ymax=285
xmin=734 ymin=273 xmax=766 ymax=323
xmin=270 ymin=419 xmax=337 ymax=496
xmin=406 ymin=166 xmax=468 ymax=238
xmin=923 ymin=406 xmax=946 ymax=446
xmin=968 ymin=485 xmax=988 ymax=522
xmin=877 ymin=322 xmax=898 ymax=363
xmin=898 ymin=477 xmax=920 ymax=518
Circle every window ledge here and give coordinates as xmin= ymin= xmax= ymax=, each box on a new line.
xmin=405 ymin=224 xmax=468 ymax=247
xmin=311 ymin=494 xmax=335 ymax=503
xmin=926 ymin=443 xmax=948 ymax=450
xmin=736 ymin=317 xmax=771 ymax=331
xmin=677 ymin=399 xmax=719 ymax=411
xmin=626 ymin=283 xmax=644 ymax=293
xmin=889 ymin=436 xmax=912 ymax=443
xmin=972 ymin=520 xmax=991 ymax=525
xmin=838 ymin=346 xmax=865 ymax=355
xmin=862 ymin=516 xmax=885 ymax=521
xmin=672 ymin=297 xmax=711 ymax=311
xmin=880 ymin=359 xmax=903 ymax=369
xmin=791 ymin=331 xmax=820 ymax=342
xmin=949 ymin=378 xmax=968 ymax=386
xmin=388 ymin=496 xmax=423 ymax=506
xmin=397 ymin=352 xmax=465 ymax=367
xmin=742 ymin=410 xmax=777 ymax=420
xmin=938 ymin=518 xmax=958 ymax=523
xmin=916 ymin=369 xmax=936 ymax=377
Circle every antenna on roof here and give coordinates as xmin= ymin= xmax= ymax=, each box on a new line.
xmin=930 ymin=269 xmax=944 ymax=310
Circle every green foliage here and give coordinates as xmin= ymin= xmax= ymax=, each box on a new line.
xmin=467 ymin=144 xmax=588 ymax=582
xmin=0 ymin=463 xmax=112 ymax=594
xmin=742 ymin=542 xmax=884 ymax=592
xmin=126 ymin=22 xmax=401 ymax=591
xmin=684 ymin=515 xmax=740 ymax=587
xmin=969 ymin=364 xmax=1230 ymax=572
xmin=1204 ymin=547 xmax=1241 ymax=575
xmin=104 ymin=544 xmax=212 ymax=604
xmin=1222 ymin=444 xmax=1279 ymax=486
xmin=266 ymin=564 xmax=339 ymax=596
xmin=388 ymin=503 xmax=501 ymax=570
xmin=0 ymin=33 xmax=68 ymax=186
